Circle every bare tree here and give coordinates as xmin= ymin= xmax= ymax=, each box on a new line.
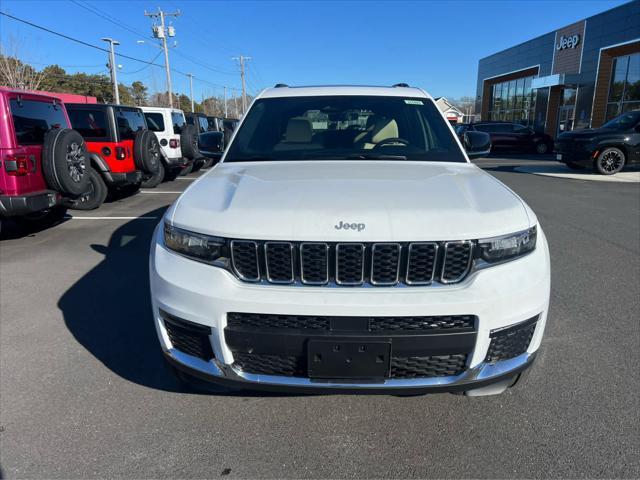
xmin=0 ymin=37 xmax=44 ymax=90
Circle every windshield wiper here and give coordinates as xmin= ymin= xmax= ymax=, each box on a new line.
xmin=344 ymin=153 xmax=407 ymax=160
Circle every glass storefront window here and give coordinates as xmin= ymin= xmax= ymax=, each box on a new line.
xmin=515 ymin=78 xmax=524 ymax=110
xmin=606 ymin=53 xmax=640 ymax=121
xmin=487 ymin=74 xmax=537 ymax=127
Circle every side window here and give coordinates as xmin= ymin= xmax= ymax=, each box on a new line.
xmin=116 ymin=108 xmax=146 ymax=140
xmin=67 ymin=108 xmax=108 ymax=140
xmin=474 ymin=124 xmax=495 ymax=132
xmin=144 ymin=112 xmax=165 ymax=132
xmin=10 ymin=98 xmax=68 ymax=145
xmin=513 ymin=124 xmax=530 ymax=133
xmin=171 ymin=112 xmax=185 ymax=135
xmin=494 ymin=124 xmax=512 ymax=133
xmin=199 ymin=117 xmax=208 ymax=133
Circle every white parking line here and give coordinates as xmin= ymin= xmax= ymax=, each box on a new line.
xmin=175 ymin=177 xmax=196 ymax=180
xmin=139 ymin=190 xmax=183 ymax=194
xmin=66 ymin=216 xmax=160 ymax=220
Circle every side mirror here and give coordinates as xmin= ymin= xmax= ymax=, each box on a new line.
xmin=463 ymin=131 xmax=491 ymax=159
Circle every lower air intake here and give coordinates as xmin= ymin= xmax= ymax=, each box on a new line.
xmin=163 ymin=312 xmax=214 ymax=361
xmin=485 ymin=316 xmax=538 ymax=363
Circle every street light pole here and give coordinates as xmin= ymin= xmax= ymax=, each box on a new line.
xmin=101 ymin=37 xmax=120 ymax=104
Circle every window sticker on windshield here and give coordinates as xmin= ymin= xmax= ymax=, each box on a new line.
xmin=404 ymin=99 xmax=424 ymax=105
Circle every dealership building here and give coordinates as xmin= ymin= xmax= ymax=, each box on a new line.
xmin=475 ymin=0 xmax=640 ymax=138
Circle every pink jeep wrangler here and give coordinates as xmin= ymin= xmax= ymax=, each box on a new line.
xmin=0 ymin=87 xmax=90 ymax=228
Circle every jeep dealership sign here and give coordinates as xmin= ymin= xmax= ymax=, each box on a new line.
xmin=556 ymin=34 xmax=580 ymax=50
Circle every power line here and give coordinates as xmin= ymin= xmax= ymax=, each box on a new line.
xmin=0 ymin=11 xmax=237 ymax=91
xmin=70 ymin=0 xmax=237 ymax=77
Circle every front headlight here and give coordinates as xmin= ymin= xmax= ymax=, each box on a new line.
xmin=477 ymin=226 xmax=537 ymax=264
xmin=163 ymin=222 xmax=227 ymax=265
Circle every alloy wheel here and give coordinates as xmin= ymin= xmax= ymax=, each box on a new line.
xmin=66 ymin=142 xmax=86 ymax=183
xmin=600 ymin=149 xmax=623 ymax=173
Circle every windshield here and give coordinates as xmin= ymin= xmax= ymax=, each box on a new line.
xmin=601 ymin=110 xmax=640 ymax=130
xmin=224 ymin=95 xmax=466 ymax=162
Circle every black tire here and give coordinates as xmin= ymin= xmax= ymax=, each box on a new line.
xmin=191 ymin=158 xmax=204 ymax=173
xmin=179 ymin=162 xmax=194 ymax=176
xmin=14 ymin=205 xmax=68 ymax=229
xmin=42 ymin=128 xmax=90 ymax=197
xmin=163 ymin=166 xmax=180 ymax=182
xmin=534 ymin=142 xmax=549 ymax=154
xmin=180 ymin=124 xmax=200 ymax=160
xmin=71 ymin=167 xmax=107 ymax=210
xmin=133 ymin=130 xmax=161 ymax=174
xmin=594 ymin=147 xmax=626 ymax=175
xmin=202 ymin=156 xmax=215 ymax=169
xmin=141 ymin=161 xmax=165 ymax=188
xmin=565 ymin=162 xmax=585 ymax=170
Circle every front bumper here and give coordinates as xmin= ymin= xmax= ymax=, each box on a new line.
xmin=555 ymin=143 xmax=596 ymax=166
xmin=0 ymin=190 xmax=59 ymax=217
xmin=150 ymin=223 xmax=550 ymax=393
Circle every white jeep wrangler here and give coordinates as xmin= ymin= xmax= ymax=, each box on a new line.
xmin=150 ymin=84 xmax=550 ymax=396
xmin=141 ymin=107 xmax=200 ymax=186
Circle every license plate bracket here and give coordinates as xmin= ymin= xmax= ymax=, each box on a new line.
xmin=307 ymin=339 xmax=391 ymax=380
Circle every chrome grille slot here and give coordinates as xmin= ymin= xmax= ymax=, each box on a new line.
xmin=299 ymin=243 xmax=329 ymax=285
xmin=264 ymin=242 xmax=294 ymax=283
xmin=441 ymin=241 xmax=473 ymax=284
xmin=230 ymin=240 xmax=260 ymax=281
xmin=406 ymin=242 xmax=438 ymax=285
xmin=370 ymin=243 xmax=401 ymax=285
xmin=227 ymin=239 xmax=475 ymax=286
xmin=335 ymin=243 xmax=365 ymax=285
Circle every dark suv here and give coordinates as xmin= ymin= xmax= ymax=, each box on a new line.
xmin=555 ymin=110 xmax=640 ymax=175
xmin=459 ymin=122 xmax=553 ymax=154
xmin=67 ymin=104 xmax=160 ymax=209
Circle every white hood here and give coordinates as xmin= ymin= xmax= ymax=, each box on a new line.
xmin=168 ymin=161 xmax=532 ymax=241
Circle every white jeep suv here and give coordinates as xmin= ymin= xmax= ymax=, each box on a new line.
xmin=150 ymin=85 xmax=550 ymax=396
xmin=141 ymin=106 xmax=200 ymax=186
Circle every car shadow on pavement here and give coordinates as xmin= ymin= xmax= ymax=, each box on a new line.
xmin=58 ymin=207 xmax=289 ymax=397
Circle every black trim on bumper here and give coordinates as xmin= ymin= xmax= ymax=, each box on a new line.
xmin=0 ymin=190 xmax=59 ymax=217
xmin=103 ymin=170 xmax=143 ymax=186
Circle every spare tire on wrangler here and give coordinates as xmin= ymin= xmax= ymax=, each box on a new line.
xmin=180 ymin=124 xmax=200 ymax=160
xmin=133 ymin=130 xmax=161 ymax=174
xmin=42 ymin=128 xmax=90 ymax=197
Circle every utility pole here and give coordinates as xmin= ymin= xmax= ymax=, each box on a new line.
xmin=232 ymin=55 xmax=251 ymax=114
xmin=187 ymin=73 xmax=194 ymax=112
xmin=145 ymin=8 xmax=180 ymax=107
xmin=223 ymin=86 xmax=228 ymax=118
xmin=233 ymin=89 xmax=239 ymax=118
xmin=101 ymin=38 xmax=120 ymax=104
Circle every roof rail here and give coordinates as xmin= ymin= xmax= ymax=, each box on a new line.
xmin=274 ymin=83 xmax=289 ymax=88
xmin=392 ymin=83 xmax=410 ymax=88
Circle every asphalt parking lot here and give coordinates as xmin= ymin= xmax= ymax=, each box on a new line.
xmin=1 ymin=156 xmax=639 ymax=479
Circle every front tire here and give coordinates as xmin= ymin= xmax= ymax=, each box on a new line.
xmin=141 ymin=162 xmax=165 ymax=188
xmin=594 ymin=147 xmax=625 ymax=175
xmin=535 ymin=142 xmax=549 ymax=154
xmin=71 ymin=167 xmax=107 ymax=210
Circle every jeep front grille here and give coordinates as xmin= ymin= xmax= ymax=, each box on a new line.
xmin=228 ymin=240 xmax=474 ymax=287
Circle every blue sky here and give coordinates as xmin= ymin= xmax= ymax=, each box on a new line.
xmin=0 ymin=0 xmax=630 ymax=100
